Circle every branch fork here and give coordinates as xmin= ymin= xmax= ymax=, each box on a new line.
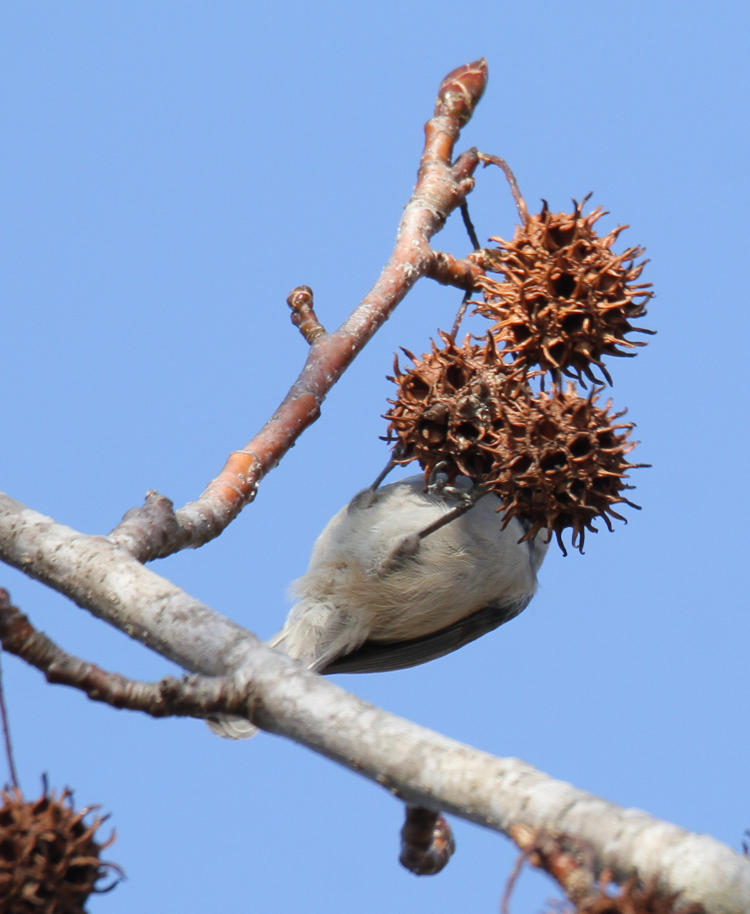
xmin=2 ymin=59 xmax=746 ymax=912
xmin=108 ymin=58 xmax=489 ymax=563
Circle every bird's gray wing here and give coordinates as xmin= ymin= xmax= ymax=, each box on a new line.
xmin=322 ymin=597 xmax=531 ymax=674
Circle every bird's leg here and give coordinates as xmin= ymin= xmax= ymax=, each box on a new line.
xmin=370 ymin=458 xmax=397 ymax=492
xmin=354 ymin=448 xmax=405 ymax=511
xmin=415 ymin=488 xmax=487 ymax=542
xmin=378 ymin=479 xmax=487 ymax=575
xmin=424 ymin=462 xmax=478 ymax=504
xmin=370 ymin=444 xmax=406 ymax=492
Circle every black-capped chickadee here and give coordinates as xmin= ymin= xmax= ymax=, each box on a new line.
xmin=209 ymin=474 xmax=548 ymax=738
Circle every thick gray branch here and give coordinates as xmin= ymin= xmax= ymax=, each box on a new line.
xmin=0 ymin=491 xmax=748 ymax=913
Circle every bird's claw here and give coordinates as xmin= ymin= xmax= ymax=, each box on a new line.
xmin=426 ymin=463 xmax=476 ymax=505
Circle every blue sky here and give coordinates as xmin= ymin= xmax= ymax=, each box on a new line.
xmin=2 ymin=3 xmax=748 ymax=911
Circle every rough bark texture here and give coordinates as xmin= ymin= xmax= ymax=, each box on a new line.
xmin=1 ymin=493 xmax=748 ymax=914
xmin=2 ymin=58 xmax=748 ymax=914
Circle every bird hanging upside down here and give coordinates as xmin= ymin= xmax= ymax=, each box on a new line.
xmin=209 ymin=474 xmax=548 ymax=739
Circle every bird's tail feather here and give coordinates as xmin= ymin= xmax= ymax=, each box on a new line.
xmin=205 ymin=600 xmax=366 ymax=740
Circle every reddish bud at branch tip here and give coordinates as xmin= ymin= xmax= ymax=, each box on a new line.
xmin=435 ymin=58 xmax=488 ymax=127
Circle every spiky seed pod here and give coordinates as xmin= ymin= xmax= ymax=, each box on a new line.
xmin=483 ymin=384 xmax=645 ymax=554
xmin=0 ymin=782 xmax=121 ymax=913
xmin=384 ymin=332 xmax=522 ymax=484
xmin=473 ymin=196 xmax=653 ymax=385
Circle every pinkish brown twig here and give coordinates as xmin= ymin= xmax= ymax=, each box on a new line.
xmin=478 ymin=151 xmax=529 ymax=225
xmin=109 ymin=59 xmax=489 ymax=562
xmin=500 ymin=842 xmax=534 ymax=914
xmin=399 ymin=805 xmax=455 ymax=876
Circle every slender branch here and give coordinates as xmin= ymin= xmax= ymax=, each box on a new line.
xmin=460 ymin=201 xmax=481 ymax=250
xmin=0 ymin=493 xmax=748 ymax=913
xmin=287 ymin=285 xmax=326 ymax=344
xmin=501 ymin=845 xmax=534 ymax=914
xmin=0 ymin=596 xmax=252 ymax=720
xmin=449 ymin=292 xmax=470 ymax=339
xmin=478 ymin=151 xmax=529 ymax=225
xmin=110 ymin=59 xmax=489 ymax=563
xmin=0 ymin=648 xmax=19 ymax=789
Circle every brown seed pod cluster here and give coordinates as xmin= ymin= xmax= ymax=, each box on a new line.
xmin=384 ymin=332 xmax=521 ymax=484
xmin=485 ymin=384 xmax=644 ymax=555
xmin=384 ymin=167 xmax=651 ymax=553
xmin=0 ymin=782 xmax=121 ymax=913
xmin=386 ymin=341 xmax=642 ymax=554
xmin=473 ymin=196 xmax=653 ymax=385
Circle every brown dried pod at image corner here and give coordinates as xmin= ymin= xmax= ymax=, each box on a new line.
xmin=0 ymin=781 xmax=121 ymax=913
xmin=473 ymin=195 xmax=654 ymax=386
xmin=485 ymin=383 xmax=647 ymax=555
xmin=383 ymin=331 xmax=526 ymax=485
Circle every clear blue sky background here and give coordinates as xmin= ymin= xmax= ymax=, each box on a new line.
xmin=2 ymin=3 xmax=748 ymax=912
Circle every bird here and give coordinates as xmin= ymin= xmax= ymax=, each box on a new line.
xmin=208 ymin=474 xmax=548 ymax=738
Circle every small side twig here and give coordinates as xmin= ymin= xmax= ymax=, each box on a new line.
xmin=460 ymin=201 xmax=481 ymax=250
xmin=478 ymin=151 xmax=529 ymax=225
xmin=450 ymin=290 xmax=473 ymax=339
xmin=399 ymin=805 xmax=455 ymax=876
xmin=500 ymin=843 xmax=533 ymax=914
xmin=442 ymin=202 xmax=483 ymax=338
xmin=287 ymin=285 xmax=326 ymax=344
xmin=425 ymin=251 xmax=483 ymax=290
xmin=0 ymin=593 xmax=257 ymax=727
xmin=0 ymin=596 xmax=19 ymax=787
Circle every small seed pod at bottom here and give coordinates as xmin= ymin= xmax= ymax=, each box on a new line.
xmin=483 ymin=383 xmax=647 ymax=554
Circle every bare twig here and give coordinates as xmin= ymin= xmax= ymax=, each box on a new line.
xmin=110 ymin=59 xmax=489 ymax=562
xmin=460 ymin=201 xmax=481 ymax=250
xmin=0 ymin=597 xmax=19 ymax=788
xmin=450 ymin=291 xmax=472 ymax=339
xmin=500 ymin=843 xmax=533 ymax=914
xmin=444 ymin=199 xmax=484 ymax=338
xmin=0 ymin=596 xmax=211 ymax=718
xmin=0 ymin=597 xmax=260 ymax=723
xmin=478 ymin=151 xmax=529 ymax=225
